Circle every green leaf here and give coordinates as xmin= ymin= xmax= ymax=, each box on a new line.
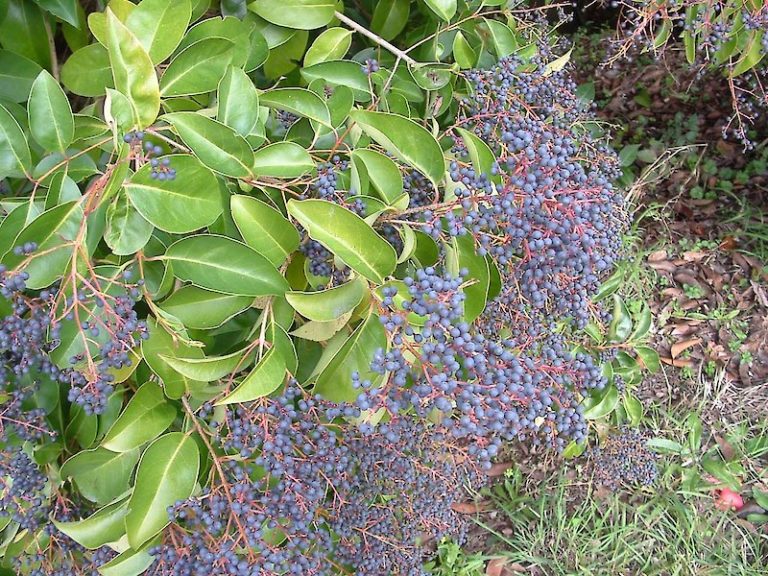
xmin=646 ymin=437 xmax=683 ymax=454
xmin=608 ymin=294 xmax=633 ymax=342
xmin=350 ymin=149 xmax=404 ymax=206
xmin=286 ymin=277 xmax=366 ymax=322
xmin=0 ymin=50 xmax=43 ymax=103
xmin=287 ymin=199 xmax=397 ymax=284
xmin=101 ymin=382 xmax=177 ymax=452
xmin=454 ymin=127 xmax=499 ymax=183
xmin=452 ymin=31 xmax=475 ymax=68
xmin=687 ymin=413 xmax=702 ymax=454
xmin=105 ymin=191 xmax=154 ymax=255
xmin=701 ymin=456 xmax=740 ymax=491
xmin=482 ymin=18 xmax=517 ymax=58
xmin=304 ymin=27 xmax=352 ymax=67
xmin=165 ymin=234 xmax=289 ymax=296
xmin=45 ymin=172 xmax=81 ymax=209
xmin=159 ymin=286 xmax=252 ymax=330
xmin=314 ymin=310 xmax=386 ymax=402
xmin=2 ymin=201 xmax=83 ymax=289
xmin=216 ymin=346 xmax=286 ymax=405
xmin=622 ymin=394 xmax=643 ymax=426
xmin=161 ymin=347 xmax=253 ymax=382
xmin=60 ymin=447 xmax=140 ymax=504
xmin=160 ymin=37 xmax=236 ymax=97
xmin=105 ymin=8 xmax=160 ymax=128
xmin=732 ymin=29 xmax=766 ymax=76
xmin=125 ymin=432 xmax=199 ymax=549
xmin=753 ymin=488 xmax=768 ymax=510
xmin=248 ymin=0 xmax=335 ymax=30
xmin=231 ymin=195 xmax=300 ymax=266
xmin=629 ymin=304 xmax=652 ymax=341
xmin=125 ymin=0 xmax=192 ymax=64
xmin=424 ymin=0 xmax=456 ymax=21
xmin=98 ymin=546 xmax=155 ymax=576
xmin=260 ymin=88 xmax=331 ymax=127
xmin=562 ymin=440 xmax=586 ymax=459
xmin=60 ymin=43 xmax=114 ymax=97
xmin=51 ymin=499 xmax=129 ymax=549
xmin=583 ymin=385 xmax=620 ymax=420
xmin=179 ymin=15 xmax=264 ymax=71
xmin=291 ymin=314 xmax=351 ymax=341
xmin=301 ymin=60 xmax=370 ymax=101
xmin=350 ymin=110 xmax=444 ymax=186
xmin=371 ymin=0 xmax=409 ymax=41
xmin=635 ymin=345 xmax=660 ymax=373
xmin=447 ymin=234 xmax=489 ymax=323
xmin=0 ymin=0 xmax=51 ymax=69
xmin=217 ymin=66 xmax=260 ymax=136
xmin=34 ymin=0 xmax=80 ymax=27
xmin=123 ymin=154 xmax=223 ymax=234
xmin=252 ymin=141 xmax=314 ymax=178
xmin=0 ymin=102 xmax=31 ymax=179
xmin=141 ymin=317 xmax=205 ymax=399
xmin=163 ymin=112 xmax=254 ymax=178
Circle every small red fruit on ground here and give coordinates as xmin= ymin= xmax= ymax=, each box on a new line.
xmin=714 ymin=487 xmax=744 ymax=511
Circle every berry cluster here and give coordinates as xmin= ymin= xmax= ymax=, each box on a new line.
xmin=590 ymin=427 xmax=659 ymax=490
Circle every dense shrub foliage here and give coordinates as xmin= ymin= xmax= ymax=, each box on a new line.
xmin=0 ymin=1 xmax=653 ymax=574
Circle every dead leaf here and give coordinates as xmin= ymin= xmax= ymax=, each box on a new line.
xmin=486 ymin=462 xmax=514 ymax=477
xmin=648 ymin=250 xmax=668 ymax=262
xmin=487 ymin=558 xmax=527 ymax=575
xmin=671 ymin=338 xmax=701 ymax=359
xmin=661 ymin=356 xmax=695 ymax=368
xmin=715 ymin=435 xmax=736 ymax=461
xmin=451 ymin=501 xmax=491 ymax=514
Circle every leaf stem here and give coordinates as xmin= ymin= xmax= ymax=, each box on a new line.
xmin=334 ymin=11 xmax=418 ymax=67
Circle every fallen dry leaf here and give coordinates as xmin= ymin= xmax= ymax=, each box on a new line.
xmin=486 ymin=558 xmax=528 ymax=575
xmin=661 ymin=356 xmax=695 ymax=368
xmin=451 ymin=501 xmax=491 ymax=514
xmin=486 ymin=462 xmax=514 ymax=477
xmin=671 ymin=338 xmax=701 ymax=359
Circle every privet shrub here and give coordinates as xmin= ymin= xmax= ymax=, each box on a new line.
xmin=0 ymin=1 xmax=635 ymax=574
xmin=610 ymin=0 xmax=768 ymax=145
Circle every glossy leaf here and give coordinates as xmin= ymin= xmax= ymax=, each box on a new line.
xmin=34 ymin=0 xmax=80 ymax=27
xmin=105 ymin=191 xmax=154 ymax=255
xmin=608 ymin=294 xmax=633 ymax=342
xmin=447 ymin=234 xmax=489 ymax=323
xmin=350 ymin=149 xmax=404 ymax=206
xmin=454 ymin=127 xmax=499 ymax=183
xmin=101 ymin=382 xmax=177 ymax=452
xmin=98 ymin=546 xmax=155 ymax=576
xmin=105 ymin=8 xmax=160 ymax=128
xmin=165 ymin=234 xmax=289 ymax=296
xmin=161 ymin=347 xmax=252 ymax=382
xmin=51 ymin=499 xmax=129 ymax=549
xmin=0 ymin=50 xmax=43 ymax=103
xmin=314 ymin=310 xmax=386 ymax=402
xmin=123 ymin=154 xmax=223 ymax=234
xmin=164 ymin=112 xmax=254 ymax=178
xmin=160 ymin=38 xmax=236 ymax=97
xmin=287 ymin=199 xmax=397 ymax=284
xmin=248 ymin=0 xmax=335 ymax=30
xmin=231 ymin=195 xmax=300 ymax=266
xmin=371 ymin=0 xmax=409 ymax=41
xmin=0 ymin=103 xmax=31 ymax=179
xmin=125 ymin=432 xmax=199 ymax=549
xmin=141 ymin=317 xmax=205 ymax=399
xmin=159 ymin=286 xmax=252 ymax=330
xmin=2 ymin=201 xmax=83 ymax=289
xmin=60 ymin=43 xmax=114 ymax=97
xmin=217 ymin=66 xmax=260 ymax=136
xmin=286 ymin=277 xmax=366 ymax=322
xmin=125 ymin=0 xmax=192 ymax=64
xmin=305 ymin=27 xmax=352 ymax=67
xmin=260 ymin=88 xmax=331 ymax=127
xmin=60 ymin=447 xmax=140 ymax=504
xmin=583 ymin=385 xmax=620 ymax=420
xmin=635 ymin=345 xmax=660 ymax=373
xmin=424 ymin=0 xmax=456 ymax=21
xmin=350 ymin=110 xmax=444 ymax=186
xmin=0 ymin=0 xmax=51 ymax=69
xmin=252 ymin=141 xmax=314 ymax=178
xmin=216 ymin=346 xmax=286 ymax=405
xmin=301 ymin=60 xmax=370 ymax=100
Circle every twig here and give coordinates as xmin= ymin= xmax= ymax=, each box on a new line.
xmin=334 ymin=11 xmax=418 ymax=67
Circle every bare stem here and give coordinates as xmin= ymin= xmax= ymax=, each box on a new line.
xmin=334 ymin=11 xmax=418 ymax=67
